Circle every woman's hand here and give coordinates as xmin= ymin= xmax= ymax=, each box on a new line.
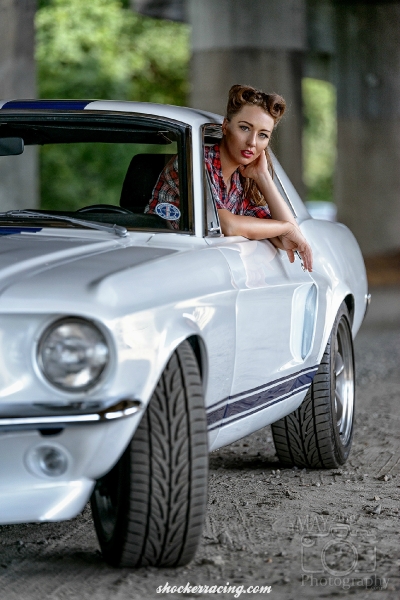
xmin=239 ymin=152 xmax=299 ymax=229
xmin=238 ymin=150 xmax=269 ymax=183
xmin=217 ymin=210 xmax=313 ymax=272
xmin=280 ymin=225 xmax=313 ymax=272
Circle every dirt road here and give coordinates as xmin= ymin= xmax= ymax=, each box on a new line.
xmin=0 ymin=286 xmax=399 ymax=600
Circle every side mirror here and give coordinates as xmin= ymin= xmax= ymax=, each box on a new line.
xmin=0 ymin=137 xmax=24 ymax=156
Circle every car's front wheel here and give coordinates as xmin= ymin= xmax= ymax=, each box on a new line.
xmin=271 ymin=302 xmax=355 ymax=468
xmin=90 ymin=340 xmax=208 ymax=567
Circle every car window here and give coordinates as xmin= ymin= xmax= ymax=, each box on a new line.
xmin=0 ymin=115 xmax=192 ymax=233
xmin=202 ymin=124 xmax=223 ymax=237
xmin=204 ymin=169 xmax=222 ymax=237
xmin=273 ymin=171 xmax=297 ymax=218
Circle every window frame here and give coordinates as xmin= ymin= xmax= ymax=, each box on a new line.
xmin=0 ymin=110 xmax=195 ymax=234
xmin=202 ymin=124 xmax=223 ymax=238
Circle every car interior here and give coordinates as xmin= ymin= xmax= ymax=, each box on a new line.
xmin=0 ymin=116 xmax=188 ymax=232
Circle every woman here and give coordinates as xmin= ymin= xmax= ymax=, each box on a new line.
xmin=146 ymin=84 xmax=312 ymax=272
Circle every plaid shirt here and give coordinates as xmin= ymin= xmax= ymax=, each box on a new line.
xmin=145 ymin=155 xmax=180 ymax=229
xmin=205 ymin=144 xmax=271 ymax=219
xmin=145 ymin=144 xmax=271 ymax=228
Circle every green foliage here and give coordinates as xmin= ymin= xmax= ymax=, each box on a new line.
xmin=302 ymin=78 xmax=337 ymax=203
xmin=39 ymin=143 xmax=133 ymax=211
xmin=39 ymin=142 xmax=176 ymax=212
xmin=36 ymin=0 xmax=190 ymax=103
xmin=35 ymin=0 xmax=190 ymax=211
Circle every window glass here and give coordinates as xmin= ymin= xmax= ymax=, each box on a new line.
xmin=273 ymin=172 xmax=297 ymax=218
xmin=0 ymin=118 xmax=189 ymax=232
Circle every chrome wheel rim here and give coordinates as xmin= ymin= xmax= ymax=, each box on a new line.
xmin=334 ymin=318 xmax=354 ymax=446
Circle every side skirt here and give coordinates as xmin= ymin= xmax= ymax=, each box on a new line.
xmin=207 ymin=366 xmax=318 ymax=451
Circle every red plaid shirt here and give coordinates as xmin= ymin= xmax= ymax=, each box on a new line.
xmin=145 ymin=155 xmax=180 ymax=229
xmin=145 ymin=144 xmax=271 ymax=228
xmin=204 ymin=144 xmax=271 ymax=219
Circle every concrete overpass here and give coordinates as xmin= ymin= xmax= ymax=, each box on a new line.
xmin=134 ymin=0 xmax=400 ymax=257
xmin=1 ymin=0 xmax=400 ymax=256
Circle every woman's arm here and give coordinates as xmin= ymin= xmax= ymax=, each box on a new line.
xmin=234 ymin=150 xmax=312 ymax=269
xmin=239 ymin=152 xmax=297 ymax=226
xmin=217 ymin=208 xmax=313 ymax=271
xmin=218 ymin=209 xmax=292 ymax=239
xmin=268 ymin=236 xmax=286 ymax=250
xmin=254 ymin=170 xmax=297 ymax=226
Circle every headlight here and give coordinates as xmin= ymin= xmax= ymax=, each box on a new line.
xmin=38 ymin=318 xmax=109 ymax=391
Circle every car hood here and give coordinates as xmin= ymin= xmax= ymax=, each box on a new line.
xmin=0 ymin=230 xmax=178 ymax=311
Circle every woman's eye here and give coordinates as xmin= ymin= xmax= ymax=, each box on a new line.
xmin=240 ymin=125 xmax=249 ymax=131
xmin=259 ymin=133 xmax=269 ymax=139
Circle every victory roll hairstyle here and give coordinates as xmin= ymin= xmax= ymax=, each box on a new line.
xmin=226 ymin=84 xmax=286 ymax=124
xmin=225 ymin=84 xmax=286 ymax=207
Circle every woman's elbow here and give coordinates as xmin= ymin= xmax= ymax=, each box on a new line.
xmin=220 ymin=221 xmax=237 ymax=237
xmin=220 ymin=217 xmax=251 ymax=238
xmin=218 ymin=210 xmax=237 ymax=237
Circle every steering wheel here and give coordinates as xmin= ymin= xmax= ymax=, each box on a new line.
xmin=76 ymin=204 xmax=133 ymax=215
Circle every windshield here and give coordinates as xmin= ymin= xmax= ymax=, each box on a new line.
xmin=0 ymin=114 xmax=192 ymax=233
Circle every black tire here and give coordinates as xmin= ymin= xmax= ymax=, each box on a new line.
xmin=271 ymin=302 xmax=355 ymax=469
xmin=90 ymin=340 xmax=208 ymax=567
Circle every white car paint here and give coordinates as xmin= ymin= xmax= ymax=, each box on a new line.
xmin=0 ymin=100 xmax=368 ymax=524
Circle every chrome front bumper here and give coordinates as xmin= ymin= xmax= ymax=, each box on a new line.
xmin=0 ymin=398 xmax=142 ymax=432
xmin=0 ymin=399 xmax=144 ymax=524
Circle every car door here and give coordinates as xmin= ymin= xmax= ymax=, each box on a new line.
xmin=204 ymin=167 xmax=319 ymax=448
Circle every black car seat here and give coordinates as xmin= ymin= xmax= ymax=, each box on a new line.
xmin=120 ymin=153 xmax=175 ymax=213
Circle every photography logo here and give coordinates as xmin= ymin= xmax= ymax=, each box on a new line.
xmin=300 ymin=523 xmax=376 ymax=577
xmin=271 ymin=514 xmax=388 ymax=591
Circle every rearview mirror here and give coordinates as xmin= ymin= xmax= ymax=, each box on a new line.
xmin=0 ymin=137 xmax=24 ymax=156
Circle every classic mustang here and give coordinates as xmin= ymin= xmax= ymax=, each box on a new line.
xmin=0 ymin=99 xmax=368 ymax=568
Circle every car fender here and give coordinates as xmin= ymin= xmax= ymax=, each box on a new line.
xmin=86 ymin=318 xmax=210 ymax=479
xmin=300 ymin=218 xmax=368 ymax=364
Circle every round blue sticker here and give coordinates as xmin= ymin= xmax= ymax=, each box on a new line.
xmin=155 ymin=202 xmax=181 ymax=221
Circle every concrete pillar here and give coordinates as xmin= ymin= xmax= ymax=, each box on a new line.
xmin=305 ymin=0 xmax=335 ymax=82
xmin=0 ymin=0 xmax=38 ymax=210
xmin=132 ymin=0 xmax=186 ymax=21
xmin=334 ymin=3 xmax=400 ymax=256
xmin=188 ymin=0 xmax=306 ymax=196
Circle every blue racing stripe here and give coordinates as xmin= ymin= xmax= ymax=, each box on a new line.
xmin=0 ymin=227 xmax=42 ymax=236
xmin=226 ymin=365 xmax=318 ymax=401
xmin=207 ymin=366 xmax=318 ymax=430
xmin=206 ymin=365 xmax=318 ymax=416
xmin=1 ymin=100 xmax=92 ymax=110
xmin=207 ymin=405 xmax=226 ymax=428
xmin=224 ymin=368 xmax=317 ymax=422
xmin=208 ymin=383 xmax=312 ymax=432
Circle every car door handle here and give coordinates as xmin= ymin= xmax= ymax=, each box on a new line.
xmin=295 ymin=251 xmax=306 ymax=271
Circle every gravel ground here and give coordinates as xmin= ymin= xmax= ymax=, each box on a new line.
xmin=0 ymin=286 xmax=399 ymax=600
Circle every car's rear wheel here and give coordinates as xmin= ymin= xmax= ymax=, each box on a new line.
xmin=90 ymin=340 xmax=208 ymax=567
xmin=271 ymin=302 xmax=355 ymax=468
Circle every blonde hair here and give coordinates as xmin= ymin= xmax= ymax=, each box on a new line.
xmin=225 ymin=84 xmax=286 ymax=207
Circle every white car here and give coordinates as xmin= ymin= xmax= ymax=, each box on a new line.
xmin=0 ymin=99 xmax=368 ymax=568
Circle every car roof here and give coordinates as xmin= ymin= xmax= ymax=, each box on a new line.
xmin=0 ymin=99 xmax=223 ymax=128
xmin=0 ymin=98 xmax=309 ymax=220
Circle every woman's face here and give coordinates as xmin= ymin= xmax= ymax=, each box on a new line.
xmin=221 ymin=104 xmax=274 ymax=166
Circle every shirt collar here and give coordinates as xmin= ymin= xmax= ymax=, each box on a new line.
xmin=211 ymin=143 xmax=242 ymax=185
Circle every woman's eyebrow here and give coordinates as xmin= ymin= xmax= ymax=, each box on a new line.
xmin=238 ymin=120 xmax=272 ymax=133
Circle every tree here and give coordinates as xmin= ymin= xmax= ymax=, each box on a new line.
xmin=302 ymin=78 xmax=336 ymax=203
xmin=35 ymin=0 xmax=190 ymax=210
